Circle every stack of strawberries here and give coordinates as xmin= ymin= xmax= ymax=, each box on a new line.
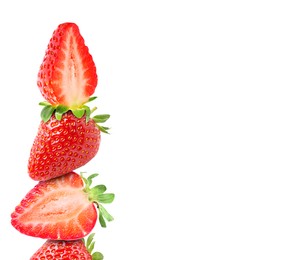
xmin=10 ymin=23 xmax=114 ymax=259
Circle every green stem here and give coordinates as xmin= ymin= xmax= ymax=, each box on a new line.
xmin=91 ymin=106 xmax=97 ymax=114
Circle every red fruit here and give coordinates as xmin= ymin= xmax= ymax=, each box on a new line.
xmin=11 ymin=172 xmax=114 ymax=240
xmin=37 ymin=22 xmax=97 ymax=108
xmin=28 ymin=111 xmax=101 ymax=181
xmin=30 ymin=234 xmax=104 ymax=260
xmin=31 ymin=240 xmax=92 ymax=260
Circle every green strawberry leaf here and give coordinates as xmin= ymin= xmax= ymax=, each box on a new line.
xmin=93 ymin=114 xmax=110 ymax=123
xmin=55 ymin=105 xmax=69 ymax=120
xmin=86 ymin=233 xmax=96 ymax=250
xmin=92 ymin=114 xmax=110 ymax=134
xmin=93 ymin=184 xmax=107 ymax=194
xmin=87 ymin=96 xmax=98 ymax=103
xmin=72 ymin=108 xmax=86 ymax=118
xmin=98 ymin=125 xmax=110 ymax=134
xmin=97 ymin=193 xmax=115 ymax=204
xmin=99 ymin=211 xmax=107 ymax=228
xmin=41 ymin=105 xmax=56 ymax=122
xmin=84 ymin=106 xmax=91 ymax=123
xmin=92 ymin=252 xmax=104 ymax=260
xmin=88 ymin=241 xmax=95 ymax=254
xmin=99 ymin=204 xmax=114 ymax=222
xmin=87 ymin=173 xmax=99 ymax=187
xmin=39 ymin=101 xmax=51 ymax=106
xmin=88 ymin=185 xmax=107 ymax=202
xmin=82 ymin=173 xmax=99 ymax=191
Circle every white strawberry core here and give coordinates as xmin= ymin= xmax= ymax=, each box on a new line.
xmin=59 ymin=27 xmax=88 ymax=107
xmin=26 ymin=187 xmax=90 ymax=222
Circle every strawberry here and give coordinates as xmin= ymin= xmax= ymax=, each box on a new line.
xmin=30 ymin=233 xmax=104 ymax=260
xmin=11 ymin=172 xmax=114 ymax=240
xmin=28 ymin=106 xmax=109 ymax=181
xmin=37 ymin=22 xmax=97 ymax=108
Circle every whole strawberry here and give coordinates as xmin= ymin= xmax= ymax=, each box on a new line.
xmin=11 ymin=172 xmax=114 ymax=240
xmin=28 ymin=108 xmax=109 ymax=181
xmin=31 ymin=233 xmax=104 ymax=260
xmin=28 ymin=22 xmax=109 ymax=181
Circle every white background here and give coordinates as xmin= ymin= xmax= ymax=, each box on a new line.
xmin=0 ymin=0 xmax=294 ymax=259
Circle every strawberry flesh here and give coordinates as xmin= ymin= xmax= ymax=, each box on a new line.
xmin=37 ymin=23 xmax=97 ymax=107
xmin=11 ymin=172 xmax=97 ymax=240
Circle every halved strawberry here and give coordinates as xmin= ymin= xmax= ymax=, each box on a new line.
xmin=11 ymin=172 xmax=114 ymax=240
xmin=28 ymin=101 xmax=110 ymax=181
xmin=30 ymin=233 xmax=104 ymax=260
xmin=37 ymin=22 xmax=97 ymax=108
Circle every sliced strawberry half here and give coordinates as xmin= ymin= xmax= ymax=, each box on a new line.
xmin=11 ymin=172 xmax=114 ymax=240
xmin=37 ymin=22 xmax=97 ymax=108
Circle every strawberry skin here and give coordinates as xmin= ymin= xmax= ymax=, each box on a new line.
xmin=11 ymin=172 xmax=114 ymax=240
xmin=30 ymin=240 xmax=92 ymax=260
xmin=37 ymin=23 xmax=97 ymax=108
xmin=28 ymin=111 xmax=101 ymax=181
xmin=30 ymin=234 xmax=104 ymax=260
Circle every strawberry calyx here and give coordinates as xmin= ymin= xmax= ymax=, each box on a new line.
xmin=39 ymin=96 xmax=110 ymax=134
xmin=82 ymin=173 xmax=115 ymax=228
xmin=82 ymin=233 xmax=104 ymax=260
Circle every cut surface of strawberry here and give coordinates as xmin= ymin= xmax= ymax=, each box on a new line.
xmin=37 ymin=22 xmax=97 ymax=108
xmin=11 ymin=172 xmax=114 ymax=240
xmin=30 ymin=233 xmax=104 ymax=260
